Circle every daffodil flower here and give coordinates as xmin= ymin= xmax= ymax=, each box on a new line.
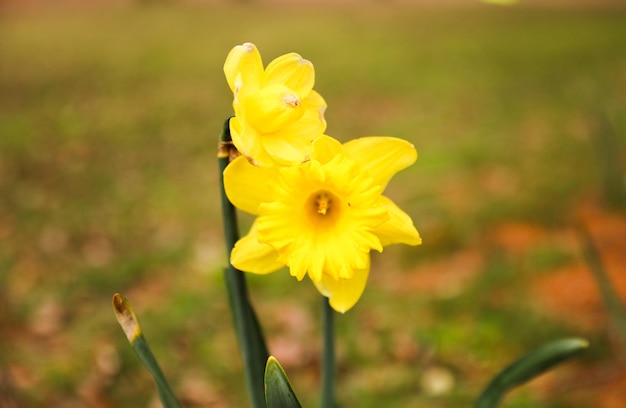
xmin=224 ymin=43 xmax=327 ymax=166
xmin=224 ymin=135 xmax=421 ymax=312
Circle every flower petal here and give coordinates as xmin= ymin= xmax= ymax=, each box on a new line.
xmin=271 ymin=90 xmax=326 ymax=141
xmin=303 ymin=90 xmax=327 ymax=116
xmin=240 ymin=84 xmax=305 ymax=134
xmin=261 ymin=132 xmax=313 ymax=165
xmin=374 ymin=196 xmax=421 ymax=246
xmin=343 ymin=137 xmax=417 ymax=190
xmin=313 ymin=258 xmax=370 ymax=313
xmin=311 ymin=135 xmax=343 ymax=164
xmin=223 ymin=155 xmax=276 ymax=215
xmin=263 ymin=52 xmax=315 ymax=97
xmin=231 ymin=220 xmax=284 ymax=274
xmin=224 ymin=42 xmax=263 ymax=94
xmin=229 ymin=116 xmax=272 ymax=165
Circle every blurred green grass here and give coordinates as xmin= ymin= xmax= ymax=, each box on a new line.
xmin=1 ymin=2 xmax=625 ymax=407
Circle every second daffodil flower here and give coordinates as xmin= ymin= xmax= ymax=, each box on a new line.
xmin=224 ymin=135 xmax=421 ymax=313
xmin=224 ymin=42 xmax=327 ymax=166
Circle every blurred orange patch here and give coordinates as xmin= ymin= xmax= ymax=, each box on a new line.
xmin=532 ymin=203 xmax=626 ymax=331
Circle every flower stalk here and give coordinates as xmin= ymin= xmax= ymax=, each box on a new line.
xmin=321 ymin=296 xmax=337 ymax=408
xmin=218 ymin=117 xmax=269 ymax=408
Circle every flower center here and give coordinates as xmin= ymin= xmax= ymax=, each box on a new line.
xmin=315 ymin=192 xmax=331 ymax=215
xmin=307 ymin=190 xmax=341 ymax=222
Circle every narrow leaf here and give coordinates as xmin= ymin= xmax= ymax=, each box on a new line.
xmin=265 ymin=356 xmax=302 ymax=408
xmin=475 ymin=338 xmax=588 ymax=408
xmin=579 ymin=225 xmax=626 ymax=350
xmin=112 ymin=293 xmax=181 ymax=408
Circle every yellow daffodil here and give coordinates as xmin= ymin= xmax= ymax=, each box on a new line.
xmin=224 ymin=43 xmax=327 ymax=166
xmin=224 ymin=135 xmax=421 ymax=312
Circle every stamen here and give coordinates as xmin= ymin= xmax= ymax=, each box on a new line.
xmin=306 ymin=190 xmax=340 ymax=223
xmin=316 ymin=192 xmax=331 ymax=215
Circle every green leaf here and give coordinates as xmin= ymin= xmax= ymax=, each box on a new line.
xmin=265 ymin=356 xmax=302 ymax=408
xmin=474 ymin=338 xmax=588 ymax=408
xmin=112 ymin=294 xmax=181 ymax=408
xmin=579 ymin=225 xmax=626 ymax=349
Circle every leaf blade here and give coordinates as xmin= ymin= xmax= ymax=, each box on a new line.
xmin=265 ymin=356 xmax=302 ymax=408
xmin=475 ymin=337 xmax=588 ymax=408
xmin=112 ymin=293 xmax=181 ymax=408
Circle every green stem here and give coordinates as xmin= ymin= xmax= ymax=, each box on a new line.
xmin=321 ymin=296 xmax=336 ymax=408
xmin=218 ymin=117 xmax=269 ymax=408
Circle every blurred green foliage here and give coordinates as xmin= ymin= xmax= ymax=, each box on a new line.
xmin=0 ymin=2 xmax=625 ymax=407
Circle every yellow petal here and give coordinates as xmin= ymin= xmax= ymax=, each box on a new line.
xmin=303 ymin=89 xmax=327 ymax=110
xmin=313 ymin=259 xmax=370 ymax=313
xmin=231 ymin=220 xmax=284 ymax=274
xmin=223 ymin=155 xmax=276 ymax=215
xmin=311 ymin=135 xmax=343 ymax=164
xmin=374 ymin=196 xmax=421 ymax=246
xmin=271 ymin=90 xmax=326 ymax=140
xmin=224 ymin=42 xmax=263 ymax=94
xmin=343 ymin=137 xmax=417 ymax=190
xmin=240 ymin=84 xmax=305 ymax=134
xmin=261 ymin=132 xmax=312 ymax=165
xmin=263 ymin=52 xmax=315 ymax=98
xmin=302 ymin=90 xmax=327 ymax=117
xmin=229 ymin=116 xmax=272 ymax=165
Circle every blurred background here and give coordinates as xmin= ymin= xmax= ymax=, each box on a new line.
xmin=1 ymin=0 xmax=625 ymax=406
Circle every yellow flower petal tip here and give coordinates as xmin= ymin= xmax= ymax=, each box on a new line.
xmin=226 ymin=135 xmax=420 ymax=311
xmin=224 ymin=43 xmax=327 ymax=166
xmin=314 ymin=263 xmax=369 ymax=313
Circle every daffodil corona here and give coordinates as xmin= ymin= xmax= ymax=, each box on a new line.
xmin=224 ymin=43 xmax=327 ymax=166
xmin=224 ymin=135 xmax=421 ymax=313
